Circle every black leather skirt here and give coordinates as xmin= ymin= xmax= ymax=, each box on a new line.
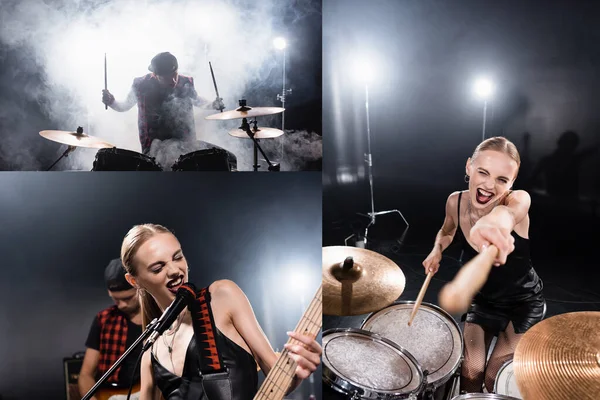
xmin=462 ymin=292 xmax=546 ymax=334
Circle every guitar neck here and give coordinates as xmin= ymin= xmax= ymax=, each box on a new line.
xmin=253 ymin=285 xmax=322 ymax=400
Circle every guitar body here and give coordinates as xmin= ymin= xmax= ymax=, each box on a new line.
xmin=96 ymin=383 xmax=141 ymax=400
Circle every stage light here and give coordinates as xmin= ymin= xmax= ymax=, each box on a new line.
xmin=273 ymin=37 xmax=287 ymax=50
xmin=473 ymin=77 xmax=495 ymax=100
xmin=353 ymin=60 xmax=374 ymax=84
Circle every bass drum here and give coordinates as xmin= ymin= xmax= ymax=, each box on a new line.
xmin=92 ymin=148 xmax=162 ymax=171
xmin=362 ymin=301 xmax=463 ymax=400
xmin=323 ymin=328 xmax=423 ymax=399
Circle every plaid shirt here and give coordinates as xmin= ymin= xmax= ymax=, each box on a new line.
xmin=96 ymin=306 xmax=129 ymax=383
xmin=132 ymin=74 xmax=198 ymax=154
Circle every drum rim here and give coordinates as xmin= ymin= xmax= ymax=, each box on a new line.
xmin=360 ymin=300 xmax=464 ymax=388
xmin=493 ymin=358 xmax=520 ymax=397
xmin=323 ymin=327 xmax=424 ymax=399
xmin=450 ymin=394 xmax=521 ymax=399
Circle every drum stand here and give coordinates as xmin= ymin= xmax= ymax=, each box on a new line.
xmin=45 ymin=126 xmax=83 ymax=170
xmin=358 ymin=84 xmax=408 ymax=246
xmin=239 ymin=117 xmax=280 ymax=172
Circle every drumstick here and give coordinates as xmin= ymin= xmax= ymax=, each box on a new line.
xmin=209 ymin=61 xmax=224 ymax=112
xmin=439 ymin=244 xmax=498 ymax=314
xmin=408 ymin=270 xmax=433 ymax=326
xmin=104 ymin=53 xmax=108 ymax=110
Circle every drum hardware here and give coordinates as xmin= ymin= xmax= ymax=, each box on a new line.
xmin=238 ymin=114 xmax=280 ymax=172
xmin=322 ymin=246 xmax=405 ymax=316
xmin=204 ymin=100 xmax=284 ymax=120
xmin=40 ymin=127 xmax=115 ymax=170
xmin=513 ymin=311 xmax=600 ymax=400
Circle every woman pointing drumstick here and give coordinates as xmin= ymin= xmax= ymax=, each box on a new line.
xmin=421 ymin=137 xmax=545 ymax=394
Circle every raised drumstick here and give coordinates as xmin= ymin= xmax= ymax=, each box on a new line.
xmin=408 ymin=270 xmax=433 ymax=326
xmin=439 ymin=245 xmax=498 ymax=314
xmin=104 ymin=53 xmax=108 ymax=110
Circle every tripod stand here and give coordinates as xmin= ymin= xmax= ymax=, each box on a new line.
xmin=238 ymin=116 xmax=280 ymax=172
xmin=358 ymin=84 xmax=409 ymax=247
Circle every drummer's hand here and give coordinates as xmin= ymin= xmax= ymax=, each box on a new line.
xmin=212 ymin=97 xmax=225 ymax=111
xmin=284 ymin=331 xmax=321 ymax=380
xmin=469 ymin=218 xmax=514 ymax=266
xmin=422 ymin=250 xmax=442 ymax=275
xmin=102 ymin=89 xmax=115 ymax=106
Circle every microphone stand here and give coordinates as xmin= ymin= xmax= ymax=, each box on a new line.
xmin=81 ymin=318 xmax=159 ymax=400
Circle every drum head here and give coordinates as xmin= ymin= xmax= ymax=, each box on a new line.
xmin=323 ymin=328 xmax=422 ymax=399
xmin=494 ymin=359 xmax=522 ymax=399
xmin=361 ymin=302 xmax=463 ymax=386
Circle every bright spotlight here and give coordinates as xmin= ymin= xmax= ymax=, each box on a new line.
xmin=273 ymin=37 xmax=287 ymax=50
xmin=353 ymin=60 xmax=374 ymax=84
xmin=473 ymin=77 xmax=495 ymax=100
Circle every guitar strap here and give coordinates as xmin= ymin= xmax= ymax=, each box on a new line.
xmin=189 ymin=286 xmax=226 ymax=374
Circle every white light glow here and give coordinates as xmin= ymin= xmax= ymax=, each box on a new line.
xmin=273 ymin=37 xmax=287 ymax=50
xmin=473 ymin=77 xmax=495 ymax=100
xmin=353 ymin=60 xmax=374 ymax=83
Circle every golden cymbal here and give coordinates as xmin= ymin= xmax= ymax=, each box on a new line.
xmin=205 ymin=106 xmax=285 ymax=120
xmin=323 ymin=246 xmax=405 ymax=316
xmin=513 ymin=311 xmax=600 ymax=400
xmin=228 ymin=127 xmax=284 ymax=139
xmin=40 ymin=130 xmax=115 ymax=149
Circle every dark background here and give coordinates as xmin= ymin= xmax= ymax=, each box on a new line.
xmin=0 ymin=0 xmax=322 ymax=171
xmin=322 ymin=0 xmax=600 ymax=394
xmin=0 ymin=172 xmax=322 ymax=400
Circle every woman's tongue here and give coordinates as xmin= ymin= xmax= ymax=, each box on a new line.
xmin=476 ymin=188 xmax=493 ymax=204
xmin=167 ymin=278 xmax=182 ymax=293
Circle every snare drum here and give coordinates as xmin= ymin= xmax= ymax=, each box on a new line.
xmin=323 ymin=328 xmax=423 ymax=399
xmin=92 ymin=148 xmax=163 ymax=171
xmin=450 ymin=394 xmax=520 ymax=399
xmin=171 ymin=148 xmax=232 ymax=171
xmin=361 ymin=302 xmax=463 ymax=400
xmin=494 ymin=359 xmax=522 ymax=399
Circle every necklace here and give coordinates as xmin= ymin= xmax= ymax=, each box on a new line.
xmin=466 ymin=196 xmax=479 ymax=227
xmin=161 ymin=312 xmax=184 ymax=372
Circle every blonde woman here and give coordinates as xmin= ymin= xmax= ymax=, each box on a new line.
xmin=422 ymin=137 xmax=545 ymax=393
xmin=121 ymin=224 xmax=321 ymax=400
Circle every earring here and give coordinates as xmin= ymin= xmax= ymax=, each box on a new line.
xmin=464 ymin=174 xmax=470 ymax=183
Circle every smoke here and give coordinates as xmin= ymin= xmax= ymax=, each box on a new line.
xmin=0 ymin=0 xmax=320 ymax=171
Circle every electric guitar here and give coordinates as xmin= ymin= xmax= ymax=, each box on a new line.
xmin=253 ymin=285 xmax=322 ymax=400
xmin=95 ymin=382 xmax=141 ymax=400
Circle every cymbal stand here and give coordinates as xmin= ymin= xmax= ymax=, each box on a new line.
xmin=45 ymin=126 xmax=84 ymax=170
xmin=239 ymin=118 xmax=280 ymax=172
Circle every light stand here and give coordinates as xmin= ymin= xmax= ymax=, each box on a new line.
xmin=359 ymin=83 xmax=409 ymax=247
xmin=275 ymin=37 xmax=291 ymax=165
xmin=482 ymin=100 xmax=487 ymax=141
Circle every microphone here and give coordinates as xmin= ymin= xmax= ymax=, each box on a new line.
xmin=142 ymin=282 xmax=197 ymax=351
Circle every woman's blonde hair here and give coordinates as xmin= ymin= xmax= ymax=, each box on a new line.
xmin=472 ymin=136 xmax=521 ymax=177
xmin=121 ymin=223 xmax=173 ymax=329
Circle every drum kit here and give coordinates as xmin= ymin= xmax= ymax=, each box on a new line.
xmin=39 ymin=100 xmax=285 ymax=171
xmin=322 ymin=246 xmax=600 ymax=400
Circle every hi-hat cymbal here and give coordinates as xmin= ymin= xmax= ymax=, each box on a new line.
xmin=513 ymin=311 xmax=600 ymax=400
xmin=40 ymin=130 xmax=115 ymax=149
xmin=228 ymin=127 xmax=284 ymax=139
xmin=205 ymin=106 xmax=285 ymax=120
xmin=323 ymin=246 xmax=405 ymax=316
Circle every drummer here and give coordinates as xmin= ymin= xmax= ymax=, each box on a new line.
xmin=422 ymin=137 xmax=545 ymax=393
xmin=101 ymin=52 xmax=236 ymax=165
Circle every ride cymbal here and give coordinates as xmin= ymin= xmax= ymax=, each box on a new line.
xmin=205 ymin=106 xmax=285 ymax=120
xmin=228 ymin=127 xmax=284 ymax=139
xmin=40 ymin=129 xmax=114 ymax=149
xmin=323 ymin=246 xmax=405 ymax=316
xmin=513 ymin=311 xmax=600 ymax=400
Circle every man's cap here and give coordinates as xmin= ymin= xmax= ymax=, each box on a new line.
xmin=148 ymin=52 xmax=178 ymax=76
xmin=104 ymin=258 xmax=133 ymax=292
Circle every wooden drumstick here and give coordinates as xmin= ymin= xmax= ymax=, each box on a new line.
xmin=439 ymin=244 xmax=499 ymax=314
xmin=408 ymin=270 xmax=433 ymax=326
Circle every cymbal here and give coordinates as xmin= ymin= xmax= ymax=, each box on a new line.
xmin=40 ymin=130 xmax=115 ymax=149
xmin=205 ymin=106 xmax=285 ymax=120
xmin=228 ymin=127 xmax=284 ymax=139
xmin=322 ymin=246 xmax=405 ymax=316
xmin=513 ymin=311 xmax=600 ymax=400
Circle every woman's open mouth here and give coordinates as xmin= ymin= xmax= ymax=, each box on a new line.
xmin=476 ymin=188 xmax=494 ymax=204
